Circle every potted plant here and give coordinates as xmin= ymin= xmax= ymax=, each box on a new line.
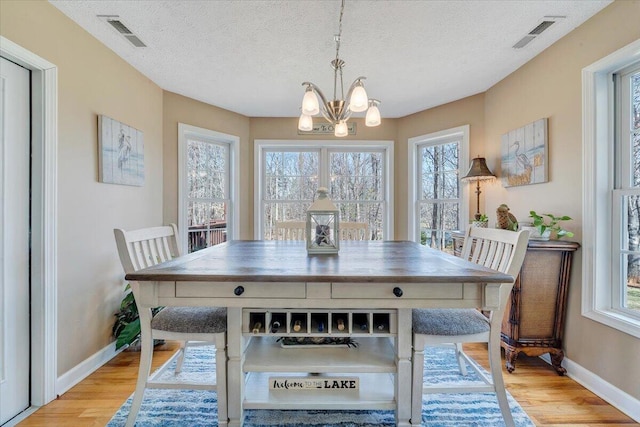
xmin=522 ymin=211 xmax=574 ymax=240
xmin=113 ymin=284 xmax=163 ymax=350
xmin=471 ymin=213 xmax=489 ymax=228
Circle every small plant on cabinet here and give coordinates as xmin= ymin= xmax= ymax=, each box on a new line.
xmin=527 ymin=211 xmax=574 ymax=240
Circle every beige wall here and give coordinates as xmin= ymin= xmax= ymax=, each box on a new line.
xmin=483 ymin=0 xmax=640 ymax=399
xmin=162 ymin=91 xmax=251 ymax=237
xmin=1 ymin=1 xmax=164 ymax=375
xmin=396 ymin=94 xmax=486 ymax=239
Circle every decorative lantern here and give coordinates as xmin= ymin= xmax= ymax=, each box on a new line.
xmin=306 ymin=187 xmax=340 ymax=254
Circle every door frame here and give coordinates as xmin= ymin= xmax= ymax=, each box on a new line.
xmin=1 ymin=36 xmax=58 ymax=407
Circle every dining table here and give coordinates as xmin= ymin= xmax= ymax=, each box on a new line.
xmin=125 ymin=239 xmax=514 ymax=426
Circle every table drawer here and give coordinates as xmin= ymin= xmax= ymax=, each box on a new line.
xmin=331 ymin=282 xmax=463 ymax=299
xmin=175 ymin=281 xmax=306 ymax=298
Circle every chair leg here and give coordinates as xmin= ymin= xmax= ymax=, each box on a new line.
xmin=175 ymin=340 xmax=187 ymax=373
xmin=454 ymin=343 xmax=468 ymax=376
xmin=411 ymin=344 xmax=424 ymax=425
xmin=488 ymin=337 xmax=515 ymax=427
xmin=216 ymin=337 xmax=228 ymax=427
xmin=125 ymin=330 xmax=154 ymax=427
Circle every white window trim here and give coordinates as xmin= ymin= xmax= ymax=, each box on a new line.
xmin=582 ymin=38 xmax=640 ymax=338
xmin=178 ymin=123 xmax=240 ymax=254
xmin=254 ymin=139 xmax=394 ymax=240
xmin=407 ymin=125 xmax=470 ymax=243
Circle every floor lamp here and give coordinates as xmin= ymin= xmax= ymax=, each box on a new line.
xmin=461 ymin=157 xmax=495 ymax=220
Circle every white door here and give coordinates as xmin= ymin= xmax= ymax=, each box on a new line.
xmin=0 ymin=56 xmax=31 ymax=424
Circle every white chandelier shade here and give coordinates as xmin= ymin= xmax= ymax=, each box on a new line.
xmin=298 ymin=113 xmax=313 ymax=132
xmin=297 ymin=0 xmax=381 ymax=137
xmin=302 ymin=88 xmax=320 ymax=116
xmin=365 ymin=100 xmax=381 ymax=127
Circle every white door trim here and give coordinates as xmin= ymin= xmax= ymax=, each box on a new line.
xmin=1 ymin=36 xmax=58 ymax=406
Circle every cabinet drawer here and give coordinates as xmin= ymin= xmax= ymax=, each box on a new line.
xmin=175 ymin=281 xmax=306 ymax=298
xmin=331 ymin=282 xmax=463 ymax=299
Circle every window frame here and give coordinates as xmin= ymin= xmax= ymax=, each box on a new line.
xmin=407 ymin=125 xmax=470 ymax=243
xmin=582 ymin=39 xmax=640 ymax=338
xmin=254 ymin=139 xmax=394 ymax=240
xmin=178 ymin=123 xmax=240 ymax=254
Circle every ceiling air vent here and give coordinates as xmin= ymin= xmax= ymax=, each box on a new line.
xmin=512 ymin=16 xmax=565 ymax=49
xmin=97 ymin=15 xmax=147 ymax=48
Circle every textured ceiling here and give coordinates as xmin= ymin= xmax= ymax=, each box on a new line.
xmin=49 ymin=0 xmax=611 ymax=118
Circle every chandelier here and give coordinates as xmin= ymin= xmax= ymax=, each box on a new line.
xmin=297 ymin=0 xmax=381 ymax=137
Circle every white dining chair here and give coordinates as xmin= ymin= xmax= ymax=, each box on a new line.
xmin=411 ymin=226 xmax=529 ymax=427
xmin=339 ymin=221 xmax=369 ymax=240
xmin=274 ymin=220 xmax=307 ymax=240
xmin=114 ymin=224 xmax=228 ymax=427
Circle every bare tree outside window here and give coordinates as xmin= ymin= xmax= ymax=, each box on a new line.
xmin=263 ymin=151 xmax=318 ymax=239
xmin=262 ymin=148 xmax=387 ymax=240
xmin=625 ymin=70 xmax=640 ymax=311
xmin=186 ymin=139 xmax=228 ymax=252
xmin=330 ymin=151 xmax=384 ymax=240
xmin=419 ymin=141 xmax=460 ymax=252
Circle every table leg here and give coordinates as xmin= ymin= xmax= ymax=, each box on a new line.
xmin=226 ymin=307 xmax=244 ymax=427
xmin=396 ymin=308 xmax=412 ymax=427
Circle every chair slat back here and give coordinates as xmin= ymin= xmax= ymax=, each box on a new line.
xmin=114 ymin=224 xmax=181 ymax=273
xmin=339 ymin=222 xmax=369 ymax=241
xmin=275 ymin=221 xmax=307 ymax=241
xmin=460 ymin=226 xmax=529 ymax=311
xmin=460 ymin=227 xmax=526 ymax=276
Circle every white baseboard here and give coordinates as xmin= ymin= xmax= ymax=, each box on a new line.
xmin=540 ymin=354 xmax=640 ymax=422
xmin=56 ymin=342 xmax=122 ymax=396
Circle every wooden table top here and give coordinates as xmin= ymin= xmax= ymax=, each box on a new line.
xmin=126 ymin=240 xmax=513 ymax=284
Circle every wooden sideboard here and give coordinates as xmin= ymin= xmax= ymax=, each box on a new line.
xmin=452 ymin=231 xmax=580 ymax=375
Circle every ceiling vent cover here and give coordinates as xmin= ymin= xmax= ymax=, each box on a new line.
xmin=97 ymin=15 xmax=147 ymax=47
xmin=512 ymin=16 xmax=565 ymax=49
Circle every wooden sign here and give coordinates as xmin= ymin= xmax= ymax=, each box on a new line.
xmin=298 ymin=122 xmax=356 ymax=135
xmin=269 ymin=376 xmax=359 ymax=391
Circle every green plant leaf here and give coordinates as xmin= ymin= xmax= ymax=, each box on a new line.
xmin=115 ymin=318 xmax=141 ymax=350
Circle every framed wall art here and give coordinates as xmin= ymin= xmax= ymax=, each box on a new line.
xmin=98 ymin=115 xmax=144 ymax=186
xmin=500 ymin=118 xmax=548 ymax=187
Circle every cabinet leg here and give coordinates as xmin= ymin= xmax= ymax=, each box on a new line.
xmin=549 ymin=349 xmax=567 ymax=376
xmin=504 ymin=348 xmax=518 ymax=373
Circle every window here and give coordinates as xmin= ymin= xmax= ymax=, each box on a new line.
xmin=178 ymin=124 xmax=239 ymax=254
xmin=408 ymin=126 xmax=469 ymax=252
xmin=582 ymin=39 xmax=640 ymax=338
xmin=613 ymin=63 xmax=640 ymax=317
xmin=255 ymin=140 xmax=393 ymax=240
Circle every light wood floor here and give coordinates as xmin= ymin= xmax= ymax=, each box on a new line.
xmin=16 ymin=341 xmax=638 ymax=427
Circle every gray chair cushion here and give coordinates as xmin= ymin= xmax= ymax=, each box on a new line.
xmin=151 ymin=307 xmax=227 ymax=333
xmin=412 ymin=308 xmax=489 ymax=336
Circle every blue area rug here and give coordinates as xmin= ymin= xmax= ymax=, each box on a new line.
xmin=107 ymin=345 xmax=534 ymax=426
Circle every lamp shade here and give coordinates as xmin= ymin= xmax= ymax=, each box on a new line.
xmin=349 ymin=83 xmax=369 ymax=112
xmin=302 ymin=88 xmax=320 ymax=116
xmin=334 ymin=121 xmax=349 ymax=137
xmin=461 ymin=157 xmax=495 ymax=181
xmin=365 ymin=103 xmax=381 ymax=127
xmin=298 ymin=113 xmax=313 ymax=131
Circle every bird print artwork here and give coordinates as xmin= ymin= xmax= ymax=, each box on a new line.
xmin=500 ymin=118 xmax=548 ymax=187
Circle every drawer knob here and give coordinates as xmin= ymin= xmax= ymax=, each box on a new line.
xmin=233 ymin=285 xmax=245 ymax=296
xmin=393 ymin=287 xmax=403 ymax=297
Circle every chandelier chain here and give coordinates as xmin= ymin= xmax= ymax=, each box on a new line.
xmin=334 ymin=0 xmax=345 ymax=100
